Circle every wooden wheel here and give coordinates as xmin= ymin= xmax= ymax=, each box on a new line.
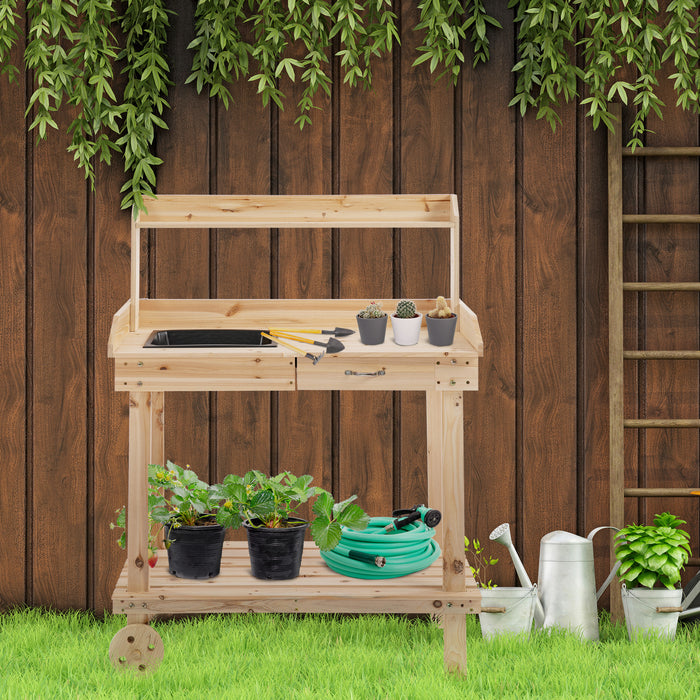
xmin=109 ymin=623 xmax=164 ymax=673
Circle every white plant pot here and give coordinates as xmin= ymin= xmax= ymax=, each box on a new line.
xmin=479 ymin=586 xmax=538 ymax=640
xmin=390 ymin=313 xmax=423 ymax=345
xmin=621 ymin=584 xmax=682 ymax=640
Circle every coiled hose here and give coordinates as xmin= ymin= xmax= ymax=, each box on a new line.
xmin=320 ymin=516 xmax=441 ymax=579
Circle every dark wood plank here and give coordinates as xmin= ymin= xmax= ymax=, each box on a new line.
xmin=276 ymin=57 xmax=333 ymax=518
xmin=93 ymin=157 xmax=132 ymax=614
xmin=461 ymin=0 xmax=517 ymax=584
xmin=32 ymin=110 xmax=88 ymax=609
xmin=520 ymin=101 xmax=578 ymax=577
xmin=643 ymin=77 xmax=699 ymax=574
xmin=0 ymin=17 xmax=27 ymax=610
xmin=155 ymin=0 xmax=211 ymax=477
xmin=215 ymin=68 xmax=272 ymax=540
xmin=338 ymin=51 xmax=394 ymax=518
xmin=400 ymin=2 xmax=454 ymax=511
xmin=579 ymin=108 xmax=612 ymax=595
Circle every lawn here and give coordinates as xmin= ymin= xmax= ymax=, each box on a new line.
xmin=1 ymin=608 xmax=699 ymax=699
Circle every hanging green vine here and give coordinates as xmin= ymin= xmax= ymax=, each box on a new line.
xmin=2 ymin=0 xmax=700 ymax=212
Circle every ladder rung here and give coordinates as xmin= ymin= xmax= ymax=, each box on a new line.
xmin=625 ymin=488 xmax=700 ymax=497
xmin=624 ymin=419 xmax=700 ymax=428
xmin=623 ymin=282 xmax=700 ymax=291
xmin=624 ymin=351 xmax=700 ymax=359
xmin=622 ymin=146 xmax=700 ymax=157
xmin=623 ymin=214 xmax=700 ymax=224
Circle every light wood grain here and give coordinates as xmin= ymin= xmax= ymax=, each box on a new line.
xmin=112 ymin=542 xmax=479 ymax=615
xmin=135 ymin=194 xmax=456 ymax=229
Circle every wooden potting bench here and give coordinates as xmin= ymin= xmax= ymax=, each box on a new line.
xmin=108 ymin=194 xmax=482 ymax=674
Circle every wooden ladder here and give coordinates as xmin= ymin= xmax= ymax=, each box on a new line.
xmin=608 ymin=103 xmax=700 ymax=619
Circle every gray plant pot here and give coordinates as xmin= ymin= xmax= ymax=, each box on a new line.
xmin=621 ymin=584 xmax=682 ymax=640
xmin=479 ymin=586 xmax=538 ymax=639
xmin=356 ymin=314 xmax=387 ymax=345
xmin=425 ymin=313 xmax=457 ymax=346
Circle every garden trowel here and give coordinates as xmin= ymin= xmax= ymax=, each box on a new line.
xmin=269 ymin=330 xmax=345 ymax=354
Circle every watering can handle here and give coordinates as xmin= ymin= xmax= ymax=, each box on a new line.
xmin=587 ymin=526 xmax=621 ymax=602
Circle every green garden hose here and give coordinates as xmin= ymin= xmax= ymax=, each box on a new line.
xmin=320 ymin=517 xmax=441 ymax=579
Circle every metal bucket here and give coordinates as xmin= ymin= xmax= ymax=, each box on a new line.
xmin=621 ymin=584 xmax=682 ymax=640
xmin=478 ymin=586 xmax=538 ymax=639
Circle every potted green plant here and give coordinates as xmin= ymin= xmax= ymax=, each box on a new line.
xmin=425 ymin=296 xmax=457 ymax=346
xmin=466 ymin=536 xmax=538 ymax=639
xmin=390 ymin=299 xmax=422 ymax=346
xmin=148 ymin=461 xmax=226 ymax=579
xmin=215 ymin=470 xmax=370 ymax=580
xmin=356 ymin=301 xmax=388 ymax=345
xmin=614 ymin=512 xmax=692 ymax=640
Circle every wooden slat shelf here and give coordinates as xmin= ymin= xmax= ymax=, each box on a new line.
xmin=113 ymin=543 xmax=480 ymax=616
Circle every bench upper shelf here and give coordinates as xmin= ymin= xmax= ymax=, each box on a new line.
xmin=134 ymin=194 xmax=459 ymax=229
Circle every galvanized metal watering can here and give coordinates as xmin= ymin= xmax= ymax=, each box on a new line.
xmin=490 ymin=524 xmax=619 ymax=641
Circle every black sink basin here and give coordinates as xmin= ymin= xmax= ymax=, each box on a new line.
xmin=144 ymin=330 xmax=275 ymax=348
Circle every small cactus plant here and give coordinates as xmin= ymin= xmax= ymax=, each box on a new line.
xmin=427 ymin=296 xmax=454 ymax=319
xmin=394 ymin=299 xmax=417 ymax=318
xmin=358 ymin=301 xmax=386 ymax=319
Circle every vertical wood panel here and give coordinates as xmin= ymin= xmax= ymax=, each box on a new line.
xmin=461 ymin=0 xmax=517 ymax=583
xmin=644 ymin=83 xmax=699 ymax=565
xmin=338 ymin=52 xmax=394 ymax=516
xmin=580 ymin=109 xmax=612 ymax=593
xmin=215 ymin=72 xmax=272 ymax=541
xmin=276 ymin=65 xmax=333 ymax=507
xmin=32 ymin=113 xmax=88 ymax=608
xmin=520 ymin=107 xmax=578 ymax=574
xmin=0 ymin=18 xmax=27 ymax=610
xmin=93 ymin=156 xmax=132 ymax=613
xmin=400 ymin=2 xmax=454 ymax=511
xmin=155 ymin=0 xmax=210 ymax=475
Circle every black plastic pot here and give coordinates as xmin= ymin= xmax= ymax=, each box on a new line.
xmin=164 ymin=521 xmax=226 ymax=579
xmin=244 ymin=519 xmax=309 ymax=580
xmin=356 ymin=314 xmax=387 ymax=345
xmin=425 ymin=313 xmax=457 ymax=346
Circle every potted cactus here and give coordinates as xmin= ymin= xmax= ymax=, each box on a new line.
xmin=425 ymin=296 xmax=458 ymax=346
xmin=356 ymin=301 xmax=388 ymax=345
xmin=390 ymin=299 xmax=422 ymax=346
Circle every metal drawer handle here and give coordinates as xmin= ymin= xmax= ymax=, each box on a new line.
xmin=345 ymin=369 xmax=386 ymax=377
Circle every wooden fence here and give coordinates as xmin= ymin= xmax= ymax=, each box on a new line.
xmin=1 ymin=0 xmax=699 ymax=614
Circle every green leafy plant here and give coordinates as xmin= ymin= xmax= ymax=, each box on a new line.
xmin=4 ymin=0 xmax=700 ymax=211
xmin=148 ymin=461 xmax=222 ymax=527
xmin=394 ymin=299 xmax=417 ymax=319
xmin=110 ymin=507 xmax=161 ymax=568
xmin=464 ymin=536 xmax=499 ymax=588
xmin=614 ymin=512 xmax=692 ymax=590
xmin=215 ymin=470 xmax=369 ymax=551
xmin=358 ymin=301 xmax=386 ymax=319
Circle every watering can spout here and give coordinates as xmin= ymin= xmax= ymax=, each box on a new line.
xmin=489 ymin=523 xmax=545 ymax=627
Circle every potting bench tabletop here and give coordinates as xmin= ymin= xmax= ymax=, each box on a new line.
xmin=108 ymin=194 xmax=482 ymax=675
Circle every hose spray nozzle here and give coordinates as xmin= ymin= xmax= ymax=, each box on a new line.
xmin=385 ymin=504 xmax=442 ymax=532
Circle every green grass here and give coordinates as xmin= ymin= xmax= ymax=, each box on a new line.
xmin=1 ymin=609 xmax=699 ymax=699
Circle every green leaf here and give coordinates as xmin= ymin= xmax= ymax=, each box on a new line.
xmin=335 ymin=504 xmax=370 ymax=531
xmin=310 ymin=516 xmax=342 ymax=551
xmin=312 ymin=491 xmax=333 ymax=520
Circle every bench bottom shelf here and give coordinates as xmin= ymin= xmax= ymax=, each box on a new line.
xmin=113 ymin=542 xmax=480 ymax=616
